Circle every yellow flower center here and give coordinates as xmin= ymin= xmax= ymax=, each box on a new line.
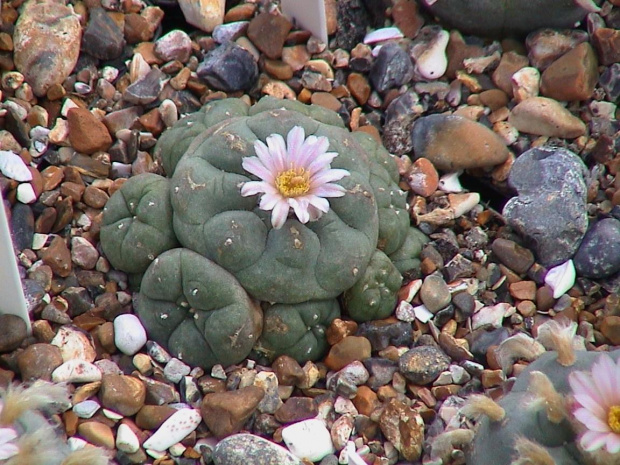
xmin=275 ymin=168 xmax=310 ymax=198
xmin=609 ymin=405 xmax=620 ymax=433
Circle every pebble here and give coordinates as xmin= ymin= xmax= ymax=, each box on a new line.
xmin=70 ymin=236 xmax=99 ymax=270
xmin=378 ymin=399 xmax=424 ymax=461
xmin=12 ymin=2 xmax=81 ymax=97
xmin=592 ymin=27 xmax=620 ymax=66
xmin=73 ymin=399 xmax=100 ymax=419
xmin=201 ymin=386 xmax=265 ymax=437
xmin=247 ymin=11 xmax=292 ymax=59
xmin=52 ymin=359 xmax=102 ymax=383
xmin=399 ymin=345 xmax=450 ymax=385
xmin=491 ymin=238 xmax=535 ymax=275
xmin=81 ymin=7 xmax=126 ymax=61
xmin=527 ymin=29 xmax=589 ymax=70
xmin=275 ymin=397 xmax=318 ymax=424
xmin=67 ymin=108 xmax=113 ymax=155
xmin=574 ymin=218 xmax=620 ymax=278
xmin=178 ymin=0 xmax=224 ymax=32
xmin=51 ymin=326 xmax=96 ymax=362
xmin=407 ymin=157 xmax=439 ymax=197
xmin=503 ymin=146 xmax=588 ymax=266
xmin=413 ymin=27 xmax=450 ymax=80
xmin=601 ymin=316 xmax=620 ymax=345
xmin=213 ymin=433 xmax=302 ymax=465
xmin=324 ymin=336 xmax=372 ymax=371
xmin=99 ymin=374 xmax=146 ymax=416
xmin=511 ymin=66 xmax=540 ymax=102
xmin=282 ymin=419 xmax=335 ymax=462
xmin=472 ymin=302 xmax=514 ymax=330
xmin=154 ymin=30 xmax=193 ymax=63
xmin=143 ymin=408 xmax=202 ymax=451
xmin=540 ymin=42 xmax=598 ymax=101
xmin=369 ymin=42 xmax=414 ymax=93
xmin=272 ymin=355 xmax=305 ymax=386
xmin=17 ymin=343 xmax=63 ymax=381
xmin=0 ymin=151 xmax=32 ymax=182
xmin=508 ymin=96 xmax=586 ymax=138
xmin=411 ymin=114 xmax=510 ymax=171
xmin=419 ymin=274 xmax=451 ymax=313
xmin=78 ymin=421 xmax=115 ymax=449
xmin=0 ymin=314 xmax=28 ymax=352
xmin=116 ymin=422 xmax=140 ymax=454
xmin=114 ymin=314 xmax=147 ymax=356
xmin=124 ymin=68 xmax=167 ymax=105
xmin=543 ymin=259 xmax=576 ymax=299
xmin=197 ymin=41 xmax=258 ymax=92
xmin=164 ymin=357 xmax=191 ymax=383
xmin=492 ymin=51 xmax=529 ymax=96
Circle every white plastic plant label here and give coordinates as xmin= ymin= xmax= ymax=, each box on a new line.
xmin=0 ymin=190 xmax=31 ymax=333
xmin=281 ymin=0 xmax=328 ymax=45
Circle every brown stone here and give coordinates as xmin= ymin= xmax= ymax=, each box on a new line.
xmin=40 ymin=235 xmax=72 ymax=277
xmin=492 ymin=51 xmax=529 ymax=96
xmin=347 ymin=72 xmax=371 ymax=105
xmin=272 ymin=355 xmax=305 ymax=386
xmin=508 ymin=96 xmax=586 ymax=138
xmin=310 ymin=92 xmax=341 ymax=111
xmin=135 ymin=405 xmax=176 ymax=430
xmin=60 ymin=181 xmax=85 ymax=202
xmin=509 ymin=280 xmax=537 ymax=301
xmin=223 ymin=3 xmax=257 ymax=22
xmin=379 ymin=399 xmax=424 ymax=462
xmin=78 ymin=421 xmax=115 ymax=449
xmin=247 ymin=12 xmax=292 ymax=59
xmin=40 ymin=165 xmax=64 ymax=191
xmin=481 ymin=369 xmax=506 ymax=388
xmin=326 ymin=319 xmax=358 ymax=345
xmin=83 ymin=186 xmax=109 ymax=209
xmin=67 ymin=107 xmax=113 ymax=154
xmin=124 ymin=13 xmax=153 ymax=44
xmin=446 ymin=30 xmax=484 ymax=79
xmin=601 ymin=316 xmax=620 ymax=345
xmin=392 ymin=0 xmax=424 ymax=39
xmin=17 ymin=343 xmax=63 ymax=381
xmin=479 ymin=89 xmax=509 ymax=111
xmin=281 ymin=45 xmax=310 ymax=72
xmin=592 ymin=28 xmax=620 ymax=66
xmin=274 ymin=397 xmax=317 ymax=423
xmin=324 ymin=336 xmax=372 ymax=371
xmin=407 ymin=157 xmax=438 ymax=197
xmin=352 ymin=385 xmax=380 ymax=417
xmin=99 ymin=374 xmax=146 ymax=416
xmin=541 ymin=43 xmax=598 ymax=102
xmin=262 ymin=59 xmax=293 ymax=80
xmin=0 ymin=314 xmax=27 ymax=353
xmin=201 ymin=386 xmax=265 ymax=438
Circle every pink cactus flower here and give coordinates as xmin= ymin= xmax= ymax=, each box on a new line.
xmin=240 ymin=126 xmax=350 ymax=229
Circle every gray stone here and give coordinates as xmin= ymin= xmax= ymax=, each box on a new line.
xmin=123 ymin=69 xmax=166 ymax=105
xmin=213 ymin=433 xmax=302 ymax=465
xmin=197 ymin=41 xmax=258 ymax=92
xmin=502 ymin=146 xmax=589 ymax=267
xmin=81 ymin=8 xmax=126 ymax=61
xmin=573 ymin=218 xmax=620 ymax=279
xmin=399 ymin=345 xmax=450 ymax=385
xmin=212 ymin=21 xmax=250 ymax=44
xmin=599 ymin=63 xmax=620 ymax=103
xmin=11 ymin=202 xmax=34 ymax=251
xmin=419 ymin=274 xmax=451 ymax=313
xmin=369 ymin=42 xmax=414 ymax=93
xmin=0 ymin=314 xmax=28 ymax=352
xmin=335 ymin=0 xmax=370 ymax=51
xmin=382 ymin=91 xmax=421 ymax=155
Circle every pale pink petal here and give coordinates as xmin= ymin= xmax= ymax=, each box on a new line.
xmin=296 ymin=136 xmax=330 ymax=167
xmin=308 ymin=205 xmax=323 ymax=221
xmin=307 ymin=152 xmax=339 ymax=175
xmin=242 ymin=156 xmax=275 ymax=182
xmin=0 ymin=443 xmax=18 ymax=460
xmin=271 ymin=200 xmax=290 ymax=229
xmin=580 ymin=430 xmax=609 ymax=452
xmin=574 ymin=407 xmax=611 ymax=432
xmin=0 ymin=428 xmax=17 ymax=443
xmin=260 ymin=192 xmax=283 ymax=211
xmin=312 ymin=183 xmax=347 ymax=198
xmin=286 ymin=126 xmax=305 ymax=160
xmin=241 ymin=181 xmax=269 ymax=197
xmin=266 ymin=133 xmax=288 ymax=172
xmin=310 ymin=168 xmax=350 ymax=187
xmin=289 ymin=197 xmax=310 ymax=223
xmin=606 ymin=433 xmax=620 ymax=453
xmin=574 ymin=392 xmax=607 ymax=419
xmin=570 ymin=371 xmax=605 ymax=406
xmin=592 ymin=355 xmax=616 ymax=404
xmin=307 ymin=195 xmax=330 ymax=213
xmin=253 ymin=140 xmax=277 ymax=172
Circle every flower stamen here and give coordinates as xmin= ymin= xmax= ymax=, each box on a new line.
xmin=609 ymin=405 xmax=620 ymax=433
xmin=275 ymin=168 xmax=310 ymax=197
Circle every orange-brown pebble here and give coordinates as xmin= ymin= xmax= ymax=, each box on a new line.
xmin=508 ymin=280 xmax=537 ymax=301
xmin=540 ymin=42 xmax=598 ymax=101
xmin=492 ymin=51 xmax=529 ymax=96
xmin=78 ymin=421 xmax=115 ymax=449
xmin=353 ymin=385 xmax=380 ymax=416
xmin=324 ymin=336 xmax=372 ymax=371
xmin=347 ymin=72 xmax=371 ymax=105
xmin=479 ymin=89 xmax=509 ymax=111
xmin=407 ymin=157 xmax=439 ymax=197
xmin=310 ymin=92 xmax=341 ymax=111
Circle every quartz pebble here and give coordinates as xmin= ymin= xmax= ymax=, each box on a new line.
xmin=51 ymin=326 xmax=96 ymax=362
xmin=116 ymin=422 xmax=140 ymax=454
xmin=143 ymin=408 xmax=202 ymax=451
xmin=282 ymin=419 xmax=335 ymax=462
xmin=114 ymin=314 xmax=147 ymax=356
xmin=178 ymin=0 xmax=224 ymax=32
xmin=52 ymin=359 xmax=102 ymax=383
xmin=0 ymin=151 xmax=32 ymax=182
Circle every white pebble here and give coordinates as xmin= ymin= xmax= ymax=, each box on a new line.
xmin=363 ymin=27 xmax=403 ymax=44
xmin=143 ymin=409 xmax=202 ymax=452
xmin=395 ymin=300 xmax=416 ymax=322
xmin=52 ymin=360 xmax=102 ymax=383
xmin=51 ymin=326 xmax=97 ymax=362
xmin=114 ymin=314 xmax=147 ymax=356
xmin=0 ymin=151 xmax=32 ymax=182
xmin=16 ymin=183 xmax=37 ymax=204
xmin=472 ymin=302 xmax=514 ymax=330
xmin=450 ymin=192 xmax=480 ymax=218
xmin=282 ymin=419 xmax=335 ymax=462
xmin=415 ymin=29 xmax=449 ymax=80
xmin=73 ymin=400 xmax=100 ymax=418
xmin=438 ymin=171 xmax=463 ymax=193
xmin=116 ymin=423 xmax=140 ymax=454
xmin=345 ymin=441 xmax=368 ymax=465
xmin=413 ymin=304 xmax=434 ymax=323
xmin=544 ymin=259 xmax=576 ymax=299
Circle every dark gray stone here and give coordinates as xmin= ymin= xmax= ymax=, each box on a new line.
xmin=369 ymin=42 xmax=414 ymax=94
xmin=502 ymin=147 xmax=589 ymax=267
xmin=420 ymin=0 xmax=600 ymax=37
xmin=363 ymin=357 xmax=398 ymax=389
xmin=356 ymin=320 xmax=412 ymax=351
xmin=599 ymin=63 xmax=620 ymax=103
xmin=399 ymin=345 xmax=450 ymax=385
xmin=573 ymin=218 xmax=620 ymax=279
xmin=81 ymin=8 xmax=126 ymax=61
xmin=197 ymin=41 xmax=258 ymax=93
xmin=381 ymin=91 xmax=421 ymax=155
xmin=11 ymin=202 xmax=34 ymax=252
xmin=213 ymin=433 xmax=302 ymax=465
xmin=123 ymin=69 xmax=166 ymax=105
xmin=335 ymin=0 xmax=370 ymax=50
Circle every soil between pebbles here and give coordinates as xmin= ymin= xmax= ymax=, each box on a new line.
xmin=1 ymin=0 xmax=620 ymax=464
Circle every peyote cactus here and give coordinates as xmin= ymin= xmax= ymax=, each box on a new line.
xmin=430 ymin=323 xmax=620 ymax=465
xmin=101 ymin=97 xmax=428 ymax=368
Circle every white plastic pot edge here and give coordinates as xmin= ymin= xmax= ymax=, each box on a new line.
xmin=281 ymin=0 xmax=328 ymax=45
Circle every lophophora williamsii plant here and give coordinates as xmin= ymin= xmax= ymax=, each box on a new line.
xmin=0 ymin=381 xmax=108 ymax=465
xmin=428 ymin=320 xmax=620 ymax=465
xmin=100 ymin=96 xmax=428 ymax=369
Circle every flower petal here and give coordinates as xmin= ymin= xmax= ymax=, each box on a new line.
xmin=289 ymin=197 xmax=310 ymax=224
xmin=570 ymin=371 xmax=605 ymax=407
xmin=592 ymin=354 xmax=616 ymax=405
xmin=271 ymin=200 xmax=290 ymax=229
xmin=0 ymin=443 xmax=18 ymax=460
xmin=580 ymin=430 xmax=609 ymax=452
xmin=307 ymin=151 xmax=339 ymax=175
xmin=310 ymin=168 xmax=350 ymax=188
xmin=241 ymin=181 xmax=269 ymax=197
xmin=296 ymin=135 xmax=330 ymax=167
xmin=307 ymin=195 xmax=330 ymax=213
xmin=266 ymin=133 xmax=288 ymax=172
xmin=574 ymin=407 xmax=611 ymax=432
xmin=242 ymin=156 xmax=275 ymax=182
xmin=312 ymin=183 xmax=347 ymax=198
xmin=573 ymin=392 xmax=607 ymax=419
xmin=308 ymin=204 xmax=323 ymax=221
xmin=0 ymin=428 xmax=17 ymax=444
xmin=286 ymin=126 xmax=305 ymax=160
xmin=253 ymin=140 xmax=277 ymax=172
xmin=606 ymin=432 xmax=620 ymax=454
xmin=259 ymin=192 xmax=283 ymax=211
